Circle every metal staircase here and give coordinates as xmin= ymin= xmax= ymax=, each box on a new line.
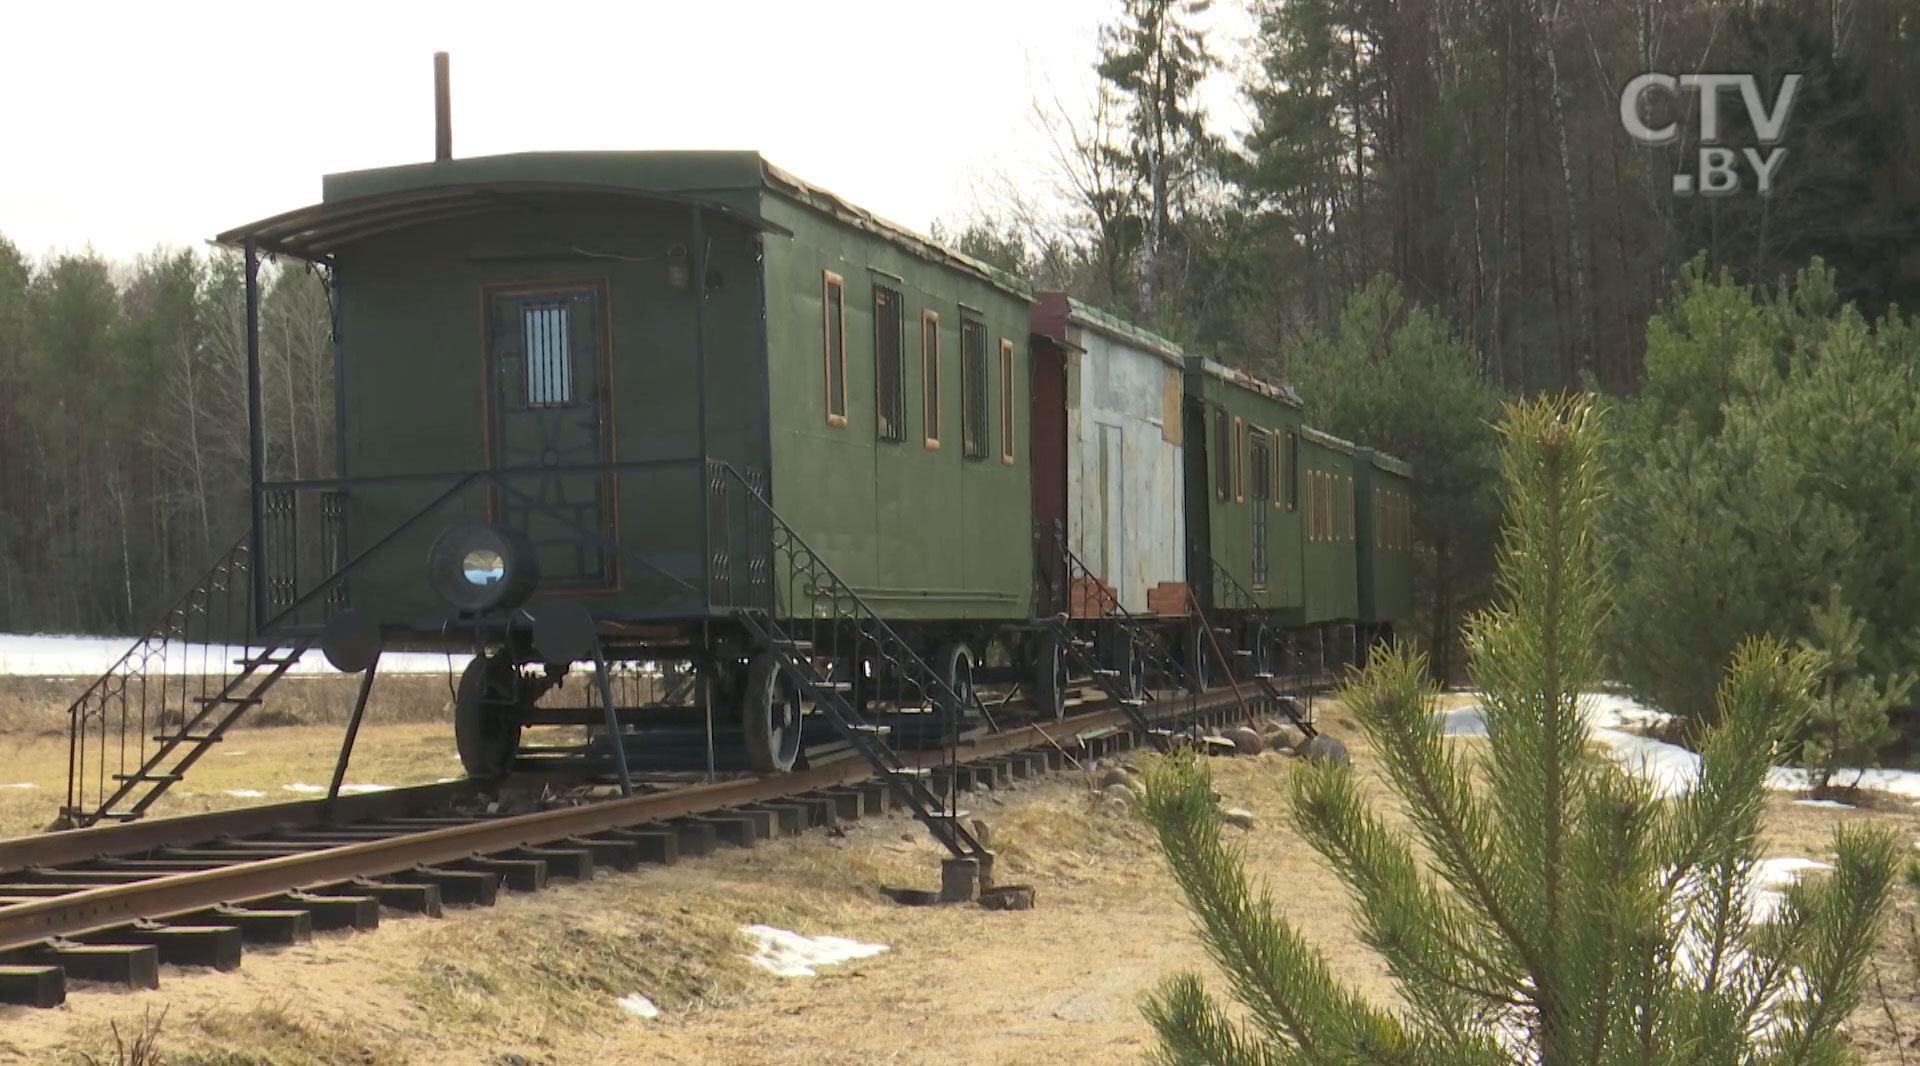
xmin=1188 ymin=541 xmax=1318 ymax=737
xmin=1041 ymin=525 xmax=1199 ymax=734
xmin=62 ymin=537 xmax=308 ymax=828
xmin=714 ymin=465 xmax=990 ymax=864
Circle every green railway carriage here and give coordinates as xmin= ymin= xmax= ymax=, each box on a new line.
xmin=1180 ymin=357 xmax=1307 ymax=618
xmin=219 ymin=148 xmax=1037 ymax=779
xmin=1354 ymin=448 xmax=1415 ymax=641
xmin=1297 ymin=427 xmax=1361 ymax=626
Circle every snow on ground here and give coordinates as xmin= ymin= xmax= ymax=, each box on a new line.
xmin=280 ymin=782 xmax=390 ymax=795
xmin=0 ymin=633 xmax=471 ymax=678
xmin=1440 ymin=692 xmax=1920 ymax=801
xmin=739 ymin=925 xmax=889 ymax=977
xmin=615 ymin=993 xmax=661 ymax=1019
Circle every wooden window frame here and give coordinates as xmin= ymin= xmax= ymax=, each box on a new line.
xmin=821 ymin=270 xmax=847 ymax=427
xmin=873 ymin=283 xmax=905 ymax=443
xmin=998 ymin=339 xmax=1016 ymax=464
xmin=1213 ymin=408 xmax=1230 ymax=501
xmin=1285 ymin=432 xmax=1299 ymax=512
xmin=921 ymin=311 xmax=940 ymax=449
xmin=1232 ymin=417 xmax=1245 ymax=502
xmin=959 ymin=315 xmax=988 ymax=459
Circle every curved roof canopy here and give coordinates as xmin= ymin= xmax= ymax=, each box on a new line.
xmin=214 ymin=180 xmax=789 ymax=262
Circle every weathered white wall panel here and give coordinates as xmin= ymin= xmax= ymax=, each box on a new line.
xmin=1065 ymin=325 xmax=1186 ymax=612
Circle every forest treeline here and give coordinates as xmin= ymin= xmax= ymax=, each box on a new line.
xmin=0 ymin=241 xmax=333 ymax=634
xmin=2 ymin=0 xmax=1917 ymax=754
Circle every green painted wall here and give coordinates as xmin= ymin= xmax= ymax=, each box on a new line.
xmin=1187 ymin=368 xmax=1304 ymax=616
xmin=1355 ymin=452 xmax=1415 ymax=625
xmin=333 ymin=203 xmax=765 ymax=623
xmin=758 ymin=192 xmax=1033 ymax=622
xmin=1299 ymin=431 xmax=1360 ymax=623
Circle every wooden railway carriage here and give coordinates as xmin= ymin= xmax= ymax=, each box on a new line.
xmin=217 ymin=150 xmax=1035 ymax=779
xmin=1354 ymin=449 xmax=1415 ymax=649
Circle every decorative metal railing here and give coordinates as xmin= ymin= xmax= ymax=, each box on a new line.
xmin=61 ymin=538 xmax=310 ymax=827
xmin=707 ymin=461 xmax=990 ymax=863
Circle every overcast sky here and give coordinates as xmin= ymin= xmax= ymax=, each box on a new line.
xmin=1 ymin=0 xmax=1252 ymax=262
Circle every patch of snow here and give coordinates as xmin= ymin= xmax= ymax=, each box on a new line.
xmin=1442 ymin=692 xmax=1920 ymax=802
xmin=224 ymin=789 xmax=266 ymax=798
xmin=0 ymin=782 xmax=37 ymax=790
xmin=1791 ymin=799 xmax=1854 ymax=809
xmin=0 ymin=632 xmax=472 ymax=678
xmin=615 ymin=993 xmax=660 ymax=1019
xmin=281 ymin=782 xmax=389 ymax=795
xmin=1747 ymin=857 xmax=1832 ymax=924
xmin=739 ymin=925 xmax=888 ymax=977
xmin=1435 ymin=705 xmax=1487 ymax=737
xmin=221 ymin=750 xmax=249 ymax=757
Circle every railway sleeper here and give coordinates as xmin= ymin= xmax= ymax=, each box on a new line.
xmin=387 ymin=866 xmax=500 ymax=906
xmin=12 ymin=941 xmax=158 ymax=990
xmin=174 ymin=905 xmax=312 ymax=946
xmin=246 ymin=890 xmax=382 ymax=931
xmin=73 ymin=921 xmax=244 ymax=971
xmin=594 ymin=827 xmax=681 ymax=865
xmin=0 ymin=963 xmax=65 ymax=1008
xmin=304 ymin=878 xmax=443 ymax=916
xmin=451 ymin=856 xmax=547 ymax=893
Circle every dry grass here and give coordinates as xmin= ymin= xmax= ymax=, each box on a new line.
xmin=7 ymin=699 xmax=1920 ymax=1065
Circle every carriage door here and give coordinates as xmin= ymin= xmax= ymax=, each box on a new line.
xmin=485 ymin=282 xmax=617 ymax=591
xmin=1249 ymin=432 xmax=1271 ymax=588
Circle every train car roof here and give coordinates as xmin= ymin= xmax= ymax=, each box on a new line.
xmin=1362 ymin=447 xmax=1415 ymax=478
xmin=1184 ymin=356 xmax=1305 ymax=409
xmin=216 ymin=150 xmax=1030 ymax=301
xmin=1030 ymin=293 xmax=1185 ymax=367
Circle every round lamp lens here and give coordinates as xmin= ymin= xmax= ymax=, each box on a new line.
xmin=462 ymin=549 xmax=506 ymax=587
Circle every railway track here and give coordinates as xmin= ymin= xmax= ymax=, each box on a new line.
xmin=0 ymin=685 xmax=1281 ymax=1008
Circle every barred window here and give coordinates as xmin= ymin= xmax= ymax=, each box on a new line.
xmin=960 ymin=317 xmax=988 ymax=458
xmin=523 ymin=304 xmax=572 ymax=407
xmin=874 ymin=285 xmax=904 ymax=442
xmin=1285 ymin=432 xmax=1299 ymax=511
xmin=1233 ymin=418 xmax=1245 ymax=502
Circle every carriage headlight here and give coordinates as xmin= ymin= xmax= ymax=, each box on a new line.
xmin=428 ymin=522 xmax=540 ymax=613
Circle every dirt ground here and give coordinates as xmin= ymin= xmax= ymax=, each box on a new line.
xmin=0 ymin=697 xmax=1918 ymax=1065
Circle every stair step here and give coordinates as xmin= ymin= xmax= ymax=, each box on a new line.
xmin=1118 ymin=698 xmax=1146 ymax=707
xmin=927 ymin=809 xmax=972 ymax=820
xmin=111 ymin=773 xmax=182 ymax=783
xmin=802 ymin=681 xmax=854 ymax=692
xmin=1253 ymin=672 xmax=1276 ymax=680
xmin=887 ymin=767 xmax=932 ymax=778
xmin=842 ymin=723 xmax=892 ymax=736
xmin=772 ymin=638 xmax=814 ymax=651
xmin=192 ymin=695 xmax=262 ymax=706
xmin=1092 ymin=668 xmax=1120 ymax=678
xmin=1232 ymin=649 xmax=1254 ymax=657
xmin=153 ymin=734 xmax=221 ymax=744
xmin=237 ymin=655 xmax=299 ymax=668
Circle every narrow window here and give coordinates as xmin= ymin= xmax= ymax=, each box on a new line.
xmin=1346 ymin=477 xmax=1355 ymax=541
xmin=523 ymin=303 xmax=573 ymax=406
xmin=960 ymin=316 xmax=988 ymax=458
xmin=1285 ymin=432 xmax=1299 ymax=511
xmin=1250 ymin=432 xmax=1271 ymax=586
xmin=822 ymin=271 xmax=847 ymax=426
xmin=1214 ymin=409 xmax=1230 ymax=500
xmin=874 ymin=285 xmax=904 ymax=442
xmin=1233 ymin=418 xmax=1245 ymax=502
xmin=999 ymin=339 xmax=1016 ymax=463
xmin=921 ymin=311 xmax=941 ymax=448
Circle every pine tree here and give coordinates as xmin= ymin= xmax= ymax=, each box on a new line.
xmin=1137 ymin=395 xmax=1901 ymax=1065
xmin=1797 ymin=587 xmax=1912 ymax=794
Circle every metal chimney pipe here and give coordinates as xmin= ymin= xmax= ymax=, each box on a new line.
xmin=433 ymin=52 xmax=452 ymax=162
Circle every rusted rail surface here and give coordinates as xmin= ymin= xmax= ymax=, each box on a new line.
xmin=0 ymin=692 xmax=1251 ymax=954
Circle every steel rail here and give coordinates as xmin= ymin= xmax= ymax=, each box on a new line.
xmin=0 ymin=691 xmax=1243 ymax=953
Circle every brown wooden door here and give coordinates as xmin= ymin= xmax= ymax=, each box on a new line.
xmin=1028 ymin=338 xmax=1069 ymax=615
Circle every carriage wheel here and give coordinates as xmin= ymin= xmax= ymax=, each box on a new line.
xmin=1030 ymin=633 xmax=1068 ymax=721
xmin=1184 ymin=623 xmax=1213 ymax=694
xmin=934 ymin=643 xmax=976 ymax=725
xmin=743 ymin=652 xmax=804 ymax=773
xmin=455 ymin=653 xmax=525 ymax=781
